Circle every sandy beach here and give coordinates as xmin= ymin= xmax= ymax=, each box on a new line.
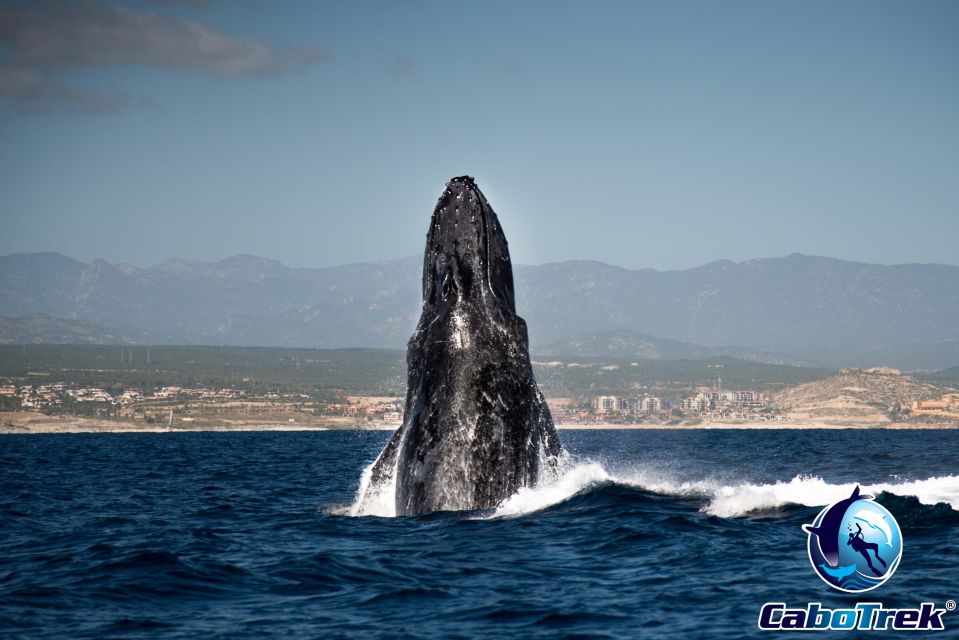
xmin=0 ymin=411 xmax=399 ymax=434
xmin=1 ymin=412 xmax=954 ymax=434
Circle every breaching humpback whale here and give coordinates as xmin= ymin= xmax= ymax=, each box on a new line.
xmin=363 ymin=176 xmax=563 ymax=515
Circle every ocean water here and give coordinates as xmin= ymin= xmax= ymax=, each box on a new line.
xmin=1 ymin=429 xmax=958 ymax=639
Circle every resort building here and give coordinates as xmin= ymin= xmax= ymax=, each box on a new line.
xmin=592 ymin=396 xmax=630 ymax=413
xmin=911 ymin=395 xmax=959 ymax=416
xmin=634 ymin=396 xmax=671 ymax=414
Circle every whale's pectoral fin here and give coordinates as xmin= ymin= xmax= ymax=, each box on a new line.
xmin=802 ymin=524 xmax=820 ymax=536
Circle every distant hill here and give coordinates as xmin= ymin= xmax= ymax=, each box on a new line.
xmin=0 ymin=313 xmax=147 ymax=346
xmin=0 ymin=345 xmax=829 ymax=401
xmin=533 ymin=329 xmax=809 ymax=366
xmin=0 ymin=344 xmax=407 ymax=397
xmin=922 ymin=366 xmax=959 ymax=386
xmin=1 ymin=252 xmax=958 ymax=369
xmin=771 ymin=367 xmax=948 ymax=424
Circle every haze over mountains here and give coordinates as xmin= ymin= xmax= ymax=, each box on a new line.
xmin=1 ymin=252 xmax=957 ymax=370
xmin=534 ymin=330 xmax=811 ymax=367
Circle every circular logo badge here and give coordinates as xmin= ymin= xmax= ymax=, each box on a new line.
xmin=802 ymin=485 xmax=902 ymax=593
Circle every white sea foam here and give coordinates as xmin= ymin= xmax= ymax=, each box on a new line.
xmin=493 ymin=461 xmax=612 ymax=517
xmin=487 ymin=461 xmax=959 ymax=519
xmin=338 ymin=454 xmax=959 ymax=520
xmin=334 ymin=459 xmax=397 ymax=517
xmin=699 ymin=474 xmax=959 ymax=517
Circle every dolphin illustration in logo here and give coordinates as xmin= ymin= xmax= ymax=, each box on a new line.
xmin=802 ymin=485 xmax=871 ymax=567
xmin=362 ymin=176 xmax=563 ymax=515
xmin=853 ymin=509 xmax=894 ymax=547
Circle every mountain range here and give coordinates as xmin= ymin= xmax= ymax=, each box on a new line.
xmin=1 ymin=252 xmax=957 ymax=370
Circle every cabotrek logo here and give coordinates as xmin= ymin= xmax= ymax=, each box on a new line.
xmin=757 ymin=484 xmax=952 ymax=632
xmin=801 ymin=485 xmax=902 ymax=593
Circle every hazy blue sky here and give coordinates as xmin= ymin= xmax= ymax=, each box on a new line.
xmin=1 ymin=0 xmax=957 ymax=270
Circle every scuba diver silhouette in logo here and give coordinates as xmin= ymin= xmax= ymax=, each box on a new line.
xmin=847 ymin=523 xmax=888 ymax=576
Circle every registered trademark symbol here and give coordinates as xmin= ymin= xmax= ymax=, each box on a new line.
xmin=947 ymin=600 xmax=957 ymax=611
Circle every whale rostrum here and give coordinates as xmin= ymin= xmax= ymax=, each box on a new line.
xmin=363 ymin=176 xmax=563 ymax=515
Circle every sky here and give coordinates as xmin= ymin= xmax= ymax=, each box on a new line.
xmin=1 ymin=0 xmax=957 ymax=271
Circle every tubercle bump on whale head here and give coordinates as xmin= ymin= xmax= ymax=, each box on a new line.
xmin=446 ymin=175 xmax=476 ymax=187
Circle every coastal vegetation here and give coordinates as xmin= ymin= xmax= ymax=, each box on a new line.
xmin=1 ymin=345 xmax=956 ymax=431
xmin=0 ymin=344 xmax=830 ymax=403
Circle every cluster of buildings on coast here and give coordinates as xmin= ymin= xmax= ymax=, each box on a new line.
xmin=1 ymin=383 xmax=69 ymax=409
xmin=4 ymin=378 xmax=958 ymax=426
xmin=0 ymin=381 xmax=405 ymax=423
xmin=591 ymin=394 xmax=673 ymax=414
xmin=0 ymin=383 xmax=243 ymax=410
xmin=586 ymin=378 xmax=778 ymax=422
xmin=910 ymin=395 xmax=959 ymax=417
xmin=320 ymin=399 xmax=402 ymax=422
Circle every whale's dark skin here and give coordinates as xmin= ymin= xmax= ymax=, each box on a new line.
xmin=803 ymin=485 xmax=871 ymax=566
xmin=365 ymin=176 xmax=562 ymax=515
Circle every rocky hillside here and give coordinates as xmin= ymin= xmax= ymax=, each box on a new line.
xmin=771 ymin=367 xmax=948 ymax=424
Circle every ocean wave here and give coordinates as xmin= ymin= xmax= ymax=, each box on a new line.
xmin=491 ymin=465 xmax=959 ymax=519
xmin=696 ymin=474 xmax=959 ymax=518
xmin=492 ymin=462 xmax=613 ymax=517
xmin=339 ymin=455 xmax=959 ymax=520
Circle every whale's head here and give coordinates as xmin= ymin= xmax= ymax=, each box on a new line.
xmin=422 ymin=176 xmax=516 ymax=321
xmin=366 ymin=176 xmax=562 ymax=516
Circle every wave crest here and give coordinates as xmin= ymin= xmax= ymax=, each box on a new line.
xmin=337 ymin=456 xmax=959 ymax=521
xmin=489 ymin=465 xmax=959 ymax=519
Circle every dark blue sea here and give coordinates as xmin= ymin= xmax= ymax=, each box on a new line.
xmin=2 ymin=429 xmax=958 ymax=639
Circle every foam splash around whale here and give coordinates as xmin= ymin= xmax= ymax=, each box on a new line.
xmin=340 ymin=458 xmax=398 ymax=517
xmin=341 ymin=456 xmax=959 ymax=519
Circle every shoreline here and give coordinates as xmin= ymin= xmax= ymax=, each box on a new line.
xmin=1 ymin=412 xmax=955 ymax=434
